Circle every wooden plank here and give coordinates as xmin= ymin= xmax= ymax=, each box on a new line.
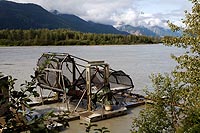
xmin=80 ymin=106 xmax=127 ymax=122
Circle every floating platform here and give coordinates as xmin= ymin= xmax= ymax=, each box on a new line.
xmin=29 ymin=96 xmax=145 ymax=123
xmin=0 ymin=96 xmax=146 ymax=132
xmin=79 ymin=106 xmax=127 ymax=122
xmin=26 ymin=94 xmax=146 ymax=124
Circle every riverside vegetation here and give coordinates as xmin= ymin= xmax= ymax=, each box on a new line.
xmin=0 ymin=73 xmax=110 ymax=133
xmin=131 ymin=0 xmax=200 ymax=132
xmin=0 ymin=29 xmax=160 ymax=46
xmin=0 ymin=72 xmax=70 ymax=133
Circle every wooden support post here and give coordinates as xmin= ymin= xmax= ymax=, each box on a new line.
xmin=86 ymin=64 xmax=92 ymax=111
xmin=86 ymin=61 xmax=108 ymax=112
xmin=104 ymin=64 xmax=109 ymax=86
xmin=72 ymin=58 xmax=76 ymax=88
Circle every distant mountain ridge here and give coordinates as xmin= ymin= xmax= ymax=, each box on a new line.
xmin=148 ymin=26 xmax=182 ymax=37
xmin=116 ymin=25 xmax=182 ymax=37
xmin=116 ymin=25 xmax=157 ymax=36
xmin=0 ymin=1 xmax=128 ymax=34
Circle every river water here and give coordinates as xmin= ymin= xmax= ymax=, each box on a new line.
xmin=0 ymin=44 xmax=184 ymax=132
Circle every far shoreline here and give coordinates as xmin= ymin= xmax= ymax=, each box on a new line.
xmin=0 ymin=43 xmax=160 ymax=47
xmin=0 ymin=29 xmax=161 ymax=47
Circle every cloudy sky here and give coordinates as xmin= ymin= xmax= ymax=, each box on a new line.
xmin=10 ymin=0 xmax=192 ymax=28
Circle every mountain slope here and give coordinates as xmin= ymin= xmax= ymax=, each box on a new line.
xmin=0 ymin=1 xmax=68 ymax=29
xmin=0 ymin=1 xmax=127 ymax=34
xmin=59 ymin=14 xmax=128 ymax=34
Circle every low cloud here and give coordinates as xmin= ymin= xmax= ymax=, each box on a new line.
xmin=11 ymin=0 xmax=192 ymax=28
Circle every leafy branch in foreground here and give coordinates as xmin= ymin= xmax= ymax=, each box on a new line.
xmin=0 ymin=75 xmax=69 ymax=133
xmin=131 ymin=74 xmax=182 ymax=133
xmin=131 ymin=0 xmax=200 ymax=132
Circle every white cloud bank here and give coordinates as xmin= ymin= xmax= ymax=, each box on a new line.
xmin=10 ymin=0 xmax=192 ymax=28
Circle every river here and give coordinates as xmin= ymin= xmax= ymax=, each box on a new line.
xmin=0 ymin=44 xmax=184 ymax=132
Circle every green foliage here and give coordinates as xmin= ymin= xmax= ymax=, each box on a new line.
xmin=0 ymin=74 xmax=69 ymax=132
xmin=0 ymin=29 xmax=160 ymax=46
xmin=131 ymin=74 xmax=182 ymax=132
xmin=132 ymin=0 xmax=200 ymax=132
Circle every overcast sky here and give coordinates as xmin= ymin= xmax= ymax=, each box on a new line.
xmin=10 ymin=0 xmax=192 ymax=28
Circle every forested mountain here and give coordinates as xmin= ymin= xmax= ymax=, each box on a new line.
xmin=0 ymin=1 xmax=127 ymax=34
xmin=0 ymin=1 xmax=68 ymax=29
